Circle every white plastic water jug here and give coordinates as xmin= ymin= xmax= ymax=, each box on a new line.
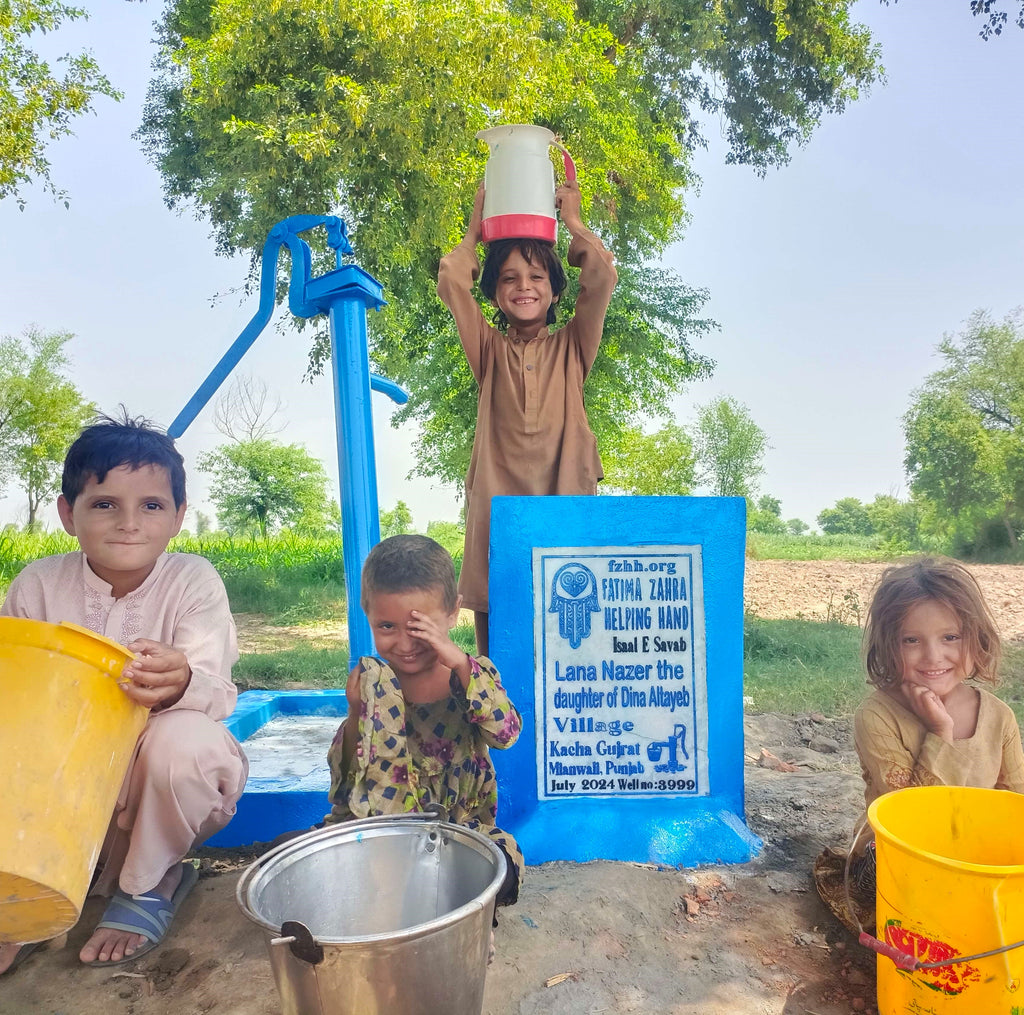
xmin=475 ymin=124 xmax=576 ymax=243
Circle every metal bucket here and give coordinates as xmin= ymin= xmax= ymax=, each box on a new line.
xmin=236 ymin=812 xmax=506 ymax=1015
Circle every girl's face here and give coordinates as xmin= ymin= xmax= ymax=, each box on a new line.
xmin=898 ymin=598 xmax=972 ymax=700
xmin=366 ymin=587 xmax=460 ymax=684
xmin=493 ymin=248 xmax=554 ymax=331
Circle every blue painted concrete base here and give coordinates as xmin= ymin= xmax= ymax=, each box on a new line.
xmin=511 ymin=798 xmax=761 ymax=867
xmin=206 ymin=689 xmax=346 ymax=848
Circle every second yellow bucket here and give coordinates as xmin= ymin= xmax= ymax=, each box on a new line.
xmin=0 ymin=618 xmax=147 ymax=943
xmin=869 ymin=785 xmax=1024 ymax=1013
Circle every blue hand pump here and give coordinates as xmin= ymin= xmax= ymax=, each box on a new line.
xmin=168 ymin=215 xmax=407 ymax=666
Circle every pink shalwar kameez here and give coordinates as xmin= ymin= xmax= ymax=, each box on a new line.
xmin=1 ymin=551 xmax=247 ymax=896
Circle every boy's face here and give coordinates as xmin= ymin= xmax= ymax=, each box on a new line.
xmin=57 ymin=464 xmax=186 ymax=596
xmin=493 ymin=248 xmax=555 ymax=331
xmin=366 ymin=586 xmax=460 ymax=683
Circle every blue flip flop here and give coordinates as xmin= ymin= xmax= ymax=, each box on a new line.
xmin=85 ymin=861 xmax=199 ymax=967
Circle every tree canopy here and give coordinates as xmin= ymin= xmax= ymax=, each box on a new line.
xmin=139 ymin=0 xmax=880 ymax=482
xmin=1 ymin=1 xmax=121 ymax=205
xmin=601 ymin=421 xmax=695 ymax=496
xmin=903 ymin=308 xmax=1024 ymax=549
xmin=198 ymin=438 xmax=333 ymax=538
xmin=0 ymin=327 xmax=94 ymax=526
xmin=693 ymin=396 xmax=768 ymax=498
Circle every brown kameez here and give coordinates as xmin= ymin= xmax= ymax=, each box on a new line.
xmin=438 ymin=232 xmax=616 ymax=612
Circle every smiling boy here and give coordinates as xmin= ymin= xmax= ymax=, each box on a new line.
xmin=0 ymin=414 xmax=247 ymax=973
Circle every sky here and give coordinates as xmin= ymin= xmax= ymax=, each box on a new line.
xmin=1 ymin=1 xmax=1022 ymax=533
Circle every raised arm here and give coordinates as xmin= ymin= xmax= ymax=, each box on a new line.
xmin=557 ymin=180 xmax=617 ymax=374
xmin=437 ymin=185 xmax=489 ymax=383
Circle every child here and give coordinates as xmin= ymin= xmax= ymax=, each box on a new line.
xmin=0 ymin=414 xmax=247 ymax=973
xmin=326 ymin=534 xmax=523 ymax=909
xmin=815 ymin=556 xmax=1024 ymax=930
xmin=856 ymin=556 xmax=1024 ymax=805
xmin=438 ymin=178 xmax=617 ymax=655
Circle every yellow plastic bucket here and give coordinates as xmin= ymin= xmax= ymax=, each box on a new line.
xmin=869 ymin=785 xmax=1024 ymax=1013
xmin=0 ymin=618 xmax=147 ymax=943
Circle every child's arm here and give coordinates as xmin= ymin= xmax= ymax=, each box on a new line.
xmin=324 ymin=666 xmax=363 ymax=824
xmin=437 ymin=185 xmax=488 ymax=383
xmin=854 ymin=696 xmax=968 ymax=806
xmin=997 ymin=707 xmax=1024 ymax=793
xmin=339 ymin=664 xmax=362 ymax=776
xmin=557 ymin=180 xmax=617 ymax=374
xmin=143 ymin=568 xmax=238 ymax=719
xmin=406 ymin=610 xmax=521 ymax=749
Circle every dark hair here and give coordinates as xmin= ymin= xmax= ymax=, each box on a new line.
xmin=863 ymin=556 xmax=1001 ymax=688
xmin=62 ymin=410 xmax=187 ymax=508
xmin=479 ymin=238 xmax=567 ymax=331
xmin=361 ymin=534 xmax=458 ymax=613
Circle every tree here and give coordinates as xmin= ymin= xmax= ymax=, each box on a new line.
xmin=198 ymin=439 xmax=332 ymax=538
xmin=786 ymin=517 xmax=809 ymax=536
xmin=966 ymin=0 xmax=1024 ymax=37
xmin=1 ymin=1 xmax=122 ymax=205
xmin=817 ymin=497 xmax=873 ymax=536
xmin=864 ymin=493 xmax=922 ymax=549
xmin=883 ymin=1 xmax=1024 ymax=39
xmin=0 ymin=327 xmax=94 ymax=525
xmin=379 ymin=500 xmax=413 ymax=539
xmin=748 ymin=494 xmax=786 ymax=535
xmin=138 ymin=0 xmax=878 ymax=482
xmin=425 ymin=519 xmax=464 ymax=563
xmin=903 ymin=309 xmax=1024 ymax=548
xmin=693 ymin=397 xmax=768 ymax=498
xmin=601 ymin=422 xmax=695 ymax=496
xmin=213 ymin=374 xmax=284 ymax=442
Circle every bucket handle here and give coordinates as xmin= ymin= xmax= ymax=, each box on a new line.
xmin=847 ymin=818 xmax=1024 ymax=971
xmin=553 ymin=143 xmax=576 ymax=183
xmin=271 ymin=920 xmax=324 ymax=965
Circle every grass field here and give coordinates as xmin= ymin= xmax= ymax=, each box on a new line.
xmin=746 ymin=531 xmax=898 ymax=561
xmin=1 ymin=527 xmax=1021 ymax=722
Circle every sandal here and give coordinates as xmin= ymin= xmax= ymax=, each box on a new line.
xmin=0 ymin=941 xmax=43 ymax=976
xmin=84 ymin=862 xmax=199 ymax=967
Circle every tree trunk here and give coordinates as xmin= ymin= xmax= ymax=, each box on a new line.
xmin=1003 ymin=503 xmax=1018 ymax=548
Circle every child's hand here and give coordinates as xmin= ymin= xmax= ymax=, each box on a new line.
xmin=463 ymin=183 xmax=485 ymax=246
xmin=407 ymin=611 xmax=468 ymax=674
xmin=120 ymin=639 xmax=191 ymax=710
xmin=555 ymin=179 xmax=584 ymax=230
xmin=345 ymin=665 xmax=362 ymax=714
xmin=900 ymin=682 xmax=955 ymax=742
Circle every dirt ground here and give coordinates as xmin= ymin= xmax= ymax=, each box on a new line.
xmin=4 ymin=560 xmax=1024 ymax=1015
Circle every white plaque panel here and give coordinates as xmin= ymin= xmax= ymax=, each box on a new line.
xmin=533 ymin=546 xmax=709 ymax=799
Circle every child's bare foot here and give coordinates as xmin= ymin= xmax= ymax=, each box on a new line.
xmin=79 ymin=862 xmax=187 ymax=965
xmin=0 ymin=942 xmax=27 ymax=975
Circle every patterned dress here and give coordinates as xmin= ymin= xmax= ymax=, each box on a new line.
xmin=326 ymin=654 xmax=524 ymax=901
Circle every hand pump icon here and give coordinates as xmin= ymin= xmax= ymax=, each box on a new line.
xmin=168 ymin=216 xmax=407 ymax=666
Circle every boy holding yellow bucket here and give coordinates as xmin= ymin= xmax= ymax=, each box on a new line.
xmin=0 ymin=414 xmax=247 ymax=972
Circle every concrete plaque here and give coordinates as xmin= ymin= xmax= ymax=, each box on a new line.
xmin=489 ymin=495 xmax=760 ymax=866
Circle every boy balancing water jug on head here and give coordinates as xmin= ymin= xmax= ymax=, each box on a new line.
xmin=438 ymin=127 xmax=617 ymax=657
